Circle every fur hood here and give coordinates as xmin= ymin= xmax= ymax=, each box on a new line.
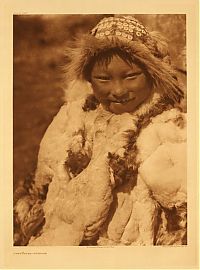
xmin=64 ymin=33 xmax=184 ymax=104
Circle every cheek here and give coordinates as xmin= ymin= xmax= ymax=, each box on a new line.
xmin=91 ymin=82 xmax=110 ymax=98
xmin=126 ymin=76 xmax=152 ymax=98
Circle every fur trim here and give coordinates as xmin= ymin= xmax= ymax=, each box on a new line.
xmin=64 ymin=80 xmax=92 ymax=103
xmin=148 ymin=31 xmax=170 ymax=61
xmin=64 ymin=34 xmax=183 ymax=104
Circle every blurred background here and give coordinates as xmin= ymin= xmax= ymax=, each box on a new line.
xmin=13 ymin=14 xmax=186 ymax=192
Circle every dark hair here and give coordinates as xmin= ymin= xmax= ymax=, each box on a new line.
xmin=83 ymin=47 xmax=152 ymax=84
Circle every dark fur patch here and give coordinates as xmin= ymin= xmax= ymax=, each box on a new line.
xmin=82 ymin=94 xmax=100 ymax=111
xmin=108 ymin=152 xmax=137 ymax=188
xmin=65 ymin=149 xmax=91 ymax=177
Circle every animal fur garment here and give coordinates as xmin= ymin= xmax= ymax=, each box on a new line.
xmin=14 ymin=80 xmax=187 ymax=246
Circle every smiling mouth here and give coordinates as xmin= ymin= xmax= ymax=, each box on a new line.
xmin=111 ymin=97 xmax=135 ymax=104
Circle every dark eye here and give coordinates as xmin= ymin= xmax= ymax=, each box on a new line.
xmin=125 ymin=72 xmax=142 ymax=79
xmin=94 ymin=75 xmax=110 ymax=81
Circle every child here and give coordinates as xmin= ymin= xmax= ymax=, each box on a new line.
xmin=14 ymin=15 xmax=187 ymax=246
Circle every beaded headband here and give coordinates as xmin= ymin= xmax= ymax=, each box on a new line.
xmin=91 ymin=15 xmax=149 ymax=43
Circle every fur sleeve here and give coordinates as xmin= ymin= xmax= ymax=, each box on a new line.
xmin=137 ymin=109 xmax=187 ymax=209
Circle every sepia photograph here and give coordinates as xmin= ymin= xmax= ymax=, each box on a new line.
xmin=0 ymin=0 xmax=198 ymax=268
xmin=13 ymin=14 xmax=187 ymax=246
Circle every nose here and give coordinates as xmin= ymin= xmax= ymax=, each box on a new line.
xmin=111 ymin=80 xmax=128 ymax=99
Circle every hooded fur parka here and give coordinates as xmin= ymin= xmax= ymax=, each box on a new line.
xmin=14 ymin=79 xmax=187 ymax=246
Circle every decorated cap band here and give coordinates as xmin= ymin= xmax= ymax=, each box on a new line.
xmin=91 ymin=15 xmax=149 ymax=42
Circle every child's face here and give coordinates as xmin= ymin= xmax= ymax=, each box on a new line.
xmin=90 ymin=55 xmax=152 ymax=114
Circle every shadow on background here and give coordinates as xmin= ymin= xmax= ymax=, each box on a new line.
xmin=13 ymin=14 xmax=186 ymax=192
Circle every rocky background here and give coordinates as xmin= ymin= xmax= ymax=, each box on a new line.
xmin=13 ymin=14 xmax=186 ymax=191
